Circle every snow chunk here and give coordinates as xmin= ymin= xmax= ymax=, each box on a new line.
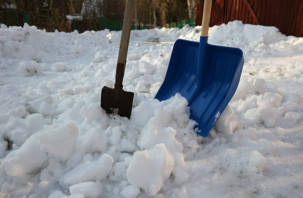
xmin=238 ymin=78 xmax=268 ymax=96
xmin=173 ymin=166 xmax=190 ymax=185
xmin=132 ymin=100 xmax=158 ymax=128
xmin=39 ymin=122 xmax=78 ymax=160
xmin=28 ymin=96 xmax=54 ymax=116
xmin=120 ymin=139 xmax=136 ymax=153
xmin=283 ymin=111 xmax=301 ymax=126
xmin=61 ymin=154 xmax=113 ymax=186
xmin=52 ymin=62 xmax=69 ymax=72
xmin=18 ymin=60 xmax=42 ymax=76
xmin=258 ymin=106 xmax=278 ymax=128
xmin=2 ymin=122 xmax=78 ymax=176
xmin=248 ymin=151 xmax=267 ymax=174
xmin=215 ymin=105 xmax=240 ymax=134
xmin=126 ymin=144 xmax=175 ymax=196
xmin=139 ymin=124 xmax=182 ymax=152
xmin=26 ymin=113 xmax=44 ymax=134
xmin=69 ymin=182 xmax=101 ymax=198
xmin=110 ymin=126 xmax=122 ymax=145
xmin=139 ymin=60 xmax=155 ymax=74
xmin=93 ymin=51 xmax=107 ymax=63
xmin=48 ymin=191 xmax=66 ymax=198
xmin=137 ymin=95 xmax=187 ymax=152
xmin=251 ymin=78 xmax=268 ymax=94
xmin=135 ymin=80 xmax=150 ymax=93
xmin=78 ymin=128 xmax=108 ymax=154
xmin=2 ymin=134 xmax=47 ymax=176
xmin=120 ymin=185 xmax=140 ymax=198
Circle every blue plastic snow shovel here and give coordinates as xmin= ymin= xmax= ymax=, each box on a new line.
xmin=155 ymin=0 xmax=244 ymax=137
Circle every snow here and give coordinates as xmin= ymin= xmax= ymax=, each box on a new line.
xmin=0 ymin=21 xmax=303 ymax=197
xmin=69 ymin=181 xmax=101 ymax=197
xmin=61 ymin=154 xmax=113 ymax=186
xmin=127 ymin=144 xmax=175 ymax=196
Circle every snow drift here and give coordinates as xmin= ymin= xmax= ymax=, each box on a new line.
xmin=0 ymin=22 xmax=303 ymax=197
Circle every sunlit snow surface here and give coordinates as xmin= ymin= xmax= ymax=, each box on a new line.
xmin=0 ymin=22 xmax=303 ymax=198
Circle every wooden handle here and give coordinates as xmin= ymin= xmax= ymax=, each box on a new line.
xmin=117 ymin=0 xmax=136 ymax=65
xmin=201 ymin=0 xmax=212 ymax=37
xmin=115 ymin=0 xmax=136 ymax=88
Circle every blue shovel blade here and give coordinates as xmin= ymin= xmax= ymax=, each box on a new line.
xmin=155 ymin=37 xmax=244 ymax=137
xmin=155 ymin=39 xmax=201 ymax=103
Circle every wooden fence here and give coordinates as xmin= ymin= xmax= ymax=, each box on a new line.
xmin=196 ymin=0 xmax=303 ymax=37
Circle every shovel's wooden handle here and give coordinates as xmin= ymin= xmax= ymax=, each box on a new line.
xmin=118 ymin=0 xmax=136 ymax=65
xmin=201 ymin=0 xmax=212 ymax=37
xmin=115 ymin=0 xmax=136 ymax=88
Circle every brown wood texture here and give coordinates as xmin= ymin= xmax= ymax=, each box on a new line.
xmin=196 ymin=0 xmax=303 ymax=37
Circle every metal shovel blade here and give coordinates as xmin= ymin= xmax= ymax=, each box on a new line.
xmin=101 ymin=86 xmax=134 ymax=118
xmin=155 ymin=36 xmax=244 ymax=137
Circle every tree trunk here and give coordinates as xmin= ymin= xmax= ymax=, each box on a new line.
xmin=153 ymin=9 xmax=156 ymax=27
xmin=187 ymin=0 xmax=192 ymax=18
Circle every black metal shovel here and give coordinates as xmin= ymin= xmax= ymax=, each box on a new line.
xmin=101 ymin=0 xmax=136 ymax=118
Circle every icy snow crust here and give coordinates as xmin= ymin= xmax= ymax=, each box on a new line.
xmin=0 ymin=22 xmax=303 ymax=197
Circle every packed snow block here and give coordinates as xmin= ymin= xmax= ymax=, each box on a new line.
xmin=93 ymin=51 xmax=108 ymax=63
xmin=28 ymin=96 xmax=54 ymax=116
xmin=237 ymin=78 xmax=268 ymax=97
xmin=1 ymin=122 xmax=78 ymax=177
xmin=2 ymin=134 xmax=47 ymax=177
xmin=77 ymin=128 xmax=108 ymax=154
xmin=135 ymin=80 xmax=150 ymax=93
xmin=139 ymin=60 xmax=155 ymax=75
xmin=51 ymin=62 xmax=69 ymax=72
xmin=126 ymin=144 xmax=175 ymax=196
xmin=3 ymin=40 xmax=37 ymax=60
xmin=248 ymin=151 xmax=267 ymax=174
xmin=215 ymin=105 xmax=240 ymax=134
xmin=131 ymin=100 xmax=159 ymax=128
xmin=48 ymin=191 xmax=67 ymax=198
xmin=39 ymin=122 xmax=78 ymax=160
xmin=250 ymin=78 xmax=267 ymax=94
xmin=18 ymin=60 xmax=42 ymax=76
xmin=4 ymin=116 xmax=28 ymax=146
xmin=26 ymin=113 xmax=44 ymax=134
xmin=138 ymin=123 xmax=183 ymax=153
xmin=69 ymin=182 xmax=101 ymax=198
xmin=283 ymin=112 xmax=301 ymax=127
xmin=120 ymin=185 xmax=140 ymax=198
xmin=61 ymin=154 xmax=113 ymax=186
xmin=110 ymin=126 xmax=122 ymax=145
xmin=137 ymin=111 xmax=183 ymax=152
xmin=137 ymin=95 xmax=187 ymax=152
xmin=257 ymin=106 xmax=278 ymax=128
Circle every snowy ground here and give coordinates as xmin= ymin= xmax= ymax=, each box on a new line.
xmin=0 ymin=21 xmax=302 ymax=198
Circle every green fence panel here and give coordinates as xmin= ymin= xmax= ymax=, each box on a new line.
xmin=1 ymin=10 xmax=169 ymax=32
xmin=98 ymin=17 xmax=149 ymax=31
xmin=189 ymin=18 xmax=196 ymax=27
xmin=98 ymin=17 xmax=122 ymax=31
xmin=176 ymin=21 xmax=181 ymax=28
xmin=181 ymin=20 xmax=187 ymax=28
xmin=22 ymin=12 xmax=30 ymax=25
xmin=168 ymin=18 xmax=196 ymax=29
xmin=0 ymin=11 xmax=59 ymax=30
xmin=0 ymin=10 xmax=22 ymax=26
xmin=132 ymin=25 xmax=149 ymax=30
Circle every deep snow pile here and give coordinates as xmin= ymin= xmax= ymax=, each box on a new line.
xmin=0 ymin=21 xmax=302 ymax=198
